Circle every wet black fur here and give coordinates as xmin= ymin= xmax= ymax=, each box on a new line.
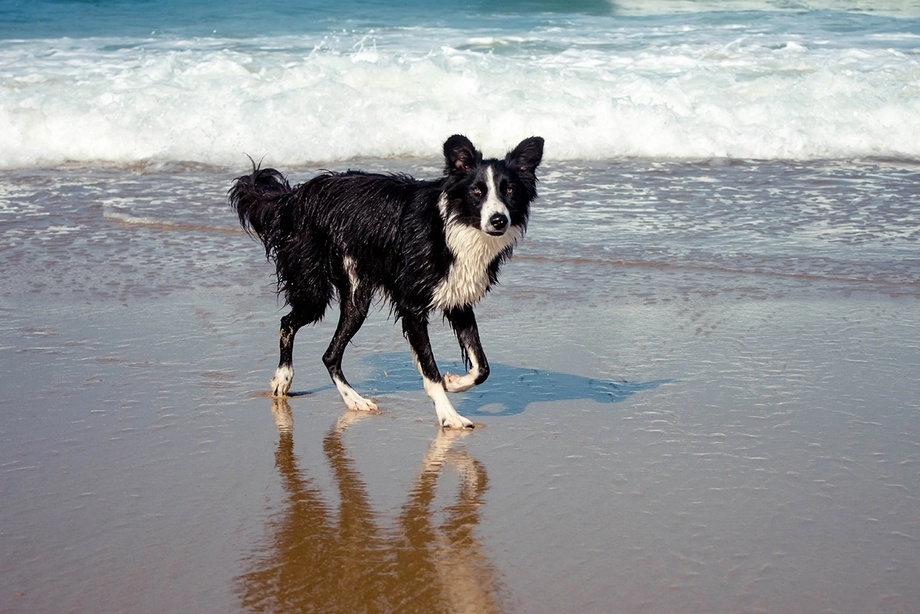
xmin=229 ymin=134 xmax=544 ymax=421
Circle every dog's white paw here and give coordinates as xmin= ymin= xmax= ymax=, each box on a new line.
xmin=334 ymin=378 xmax=378 ymax=412
xmin=443 ymin=372 xmax=476 ymax=393
xmin=346 ymin=395 xmax=379 ymax=412
xmin=425 ymin=376 xmax=476 ymax=429
xmin=440 ymin=414 xmax=475 ymax=430
xmin=270 ymin=366 xmax=294 ymax=397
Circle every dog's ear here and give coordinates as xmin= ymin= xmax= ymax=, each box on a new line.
xmin=444 ymin=134 xmax=480 ymax=174
xmin=506 ymin=136 xmax=544 ymax=176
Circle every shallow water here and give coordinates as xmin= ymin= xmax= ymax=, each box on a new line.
xmin=1 ymin=159 xmax=918 ymax=613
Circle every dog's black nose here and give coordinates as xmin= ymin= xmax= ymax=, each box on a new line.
xmin=489 ymin=212 xmax=508 ymax=231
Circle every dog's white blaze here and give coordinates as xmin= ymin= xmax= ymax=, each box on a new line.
xmin=432 ymin=193 xmax=520 ymax=311
xmin=479 ymin=166 xmax=509 ymax=233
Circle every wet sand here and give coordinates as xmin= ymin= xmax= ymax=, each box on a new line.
xmin=1 ymin=163 xmax=919 ymax=613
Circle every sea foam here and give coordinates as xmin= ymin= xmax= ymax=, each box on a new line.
xmin=1 ymin=15 xmax=919 ymax=168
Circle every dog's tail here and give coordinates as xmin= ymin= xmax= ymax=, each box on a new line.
xmin=228 ymin=164 xmax=293 ymax=258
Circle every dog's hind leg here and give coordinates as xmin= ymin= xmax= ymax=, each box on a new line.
xmin=443 ymin=306 xmax=490 ymax=393
xmin=402 ymin=315 xmax=475 ymax=430
xmin=271 ymin=308 xmax=319 ymax=397
xmin=322 ymin=286 xmax=378 ymax=412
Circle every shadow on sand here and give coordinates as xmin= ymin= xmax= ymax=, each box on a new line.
xmin=351 ymin=352 xmax=672 ymax=417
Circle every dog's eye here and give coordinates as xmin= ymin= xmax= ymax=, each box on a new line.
xmin=506 ymin=184 xmax=515 ymax=196
xmin=471 ymin=186 xmax=482 ymax=198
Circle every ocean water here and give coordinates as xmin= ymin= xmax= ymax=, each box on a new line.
xmin=1 ymin=0 xmax=920 ymax=166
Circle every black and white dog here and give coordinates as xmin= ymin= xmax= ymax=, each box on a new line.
xmin=229 ymin=135 xmax=544 ymax=428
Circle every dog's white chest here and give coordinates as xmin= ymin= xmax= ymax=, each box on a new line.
xmin=431 ymin=221 xmax=519 ymax=311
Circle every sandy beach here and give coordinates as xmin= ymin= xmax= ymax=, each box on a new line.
xmin=1 ymin=161 xmax=919 ymax=613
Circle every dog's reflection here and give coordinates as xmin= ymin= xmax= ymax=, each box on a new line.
xmin=237 ymin=399 xmax=506 ymax=613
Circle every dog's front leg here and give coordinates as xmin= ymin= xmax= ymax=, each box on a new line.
xmin=402 ymin=315 xmax=474 ymax=429
xmin=443 ymin=306 xmax=490 ymax=393
xmin=271 ymin=310 xmax=308 ymax=397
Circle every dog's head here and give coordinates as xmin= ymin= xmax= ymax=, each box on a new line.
xmin=441 ymin=134 xmax=544 ymax=236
